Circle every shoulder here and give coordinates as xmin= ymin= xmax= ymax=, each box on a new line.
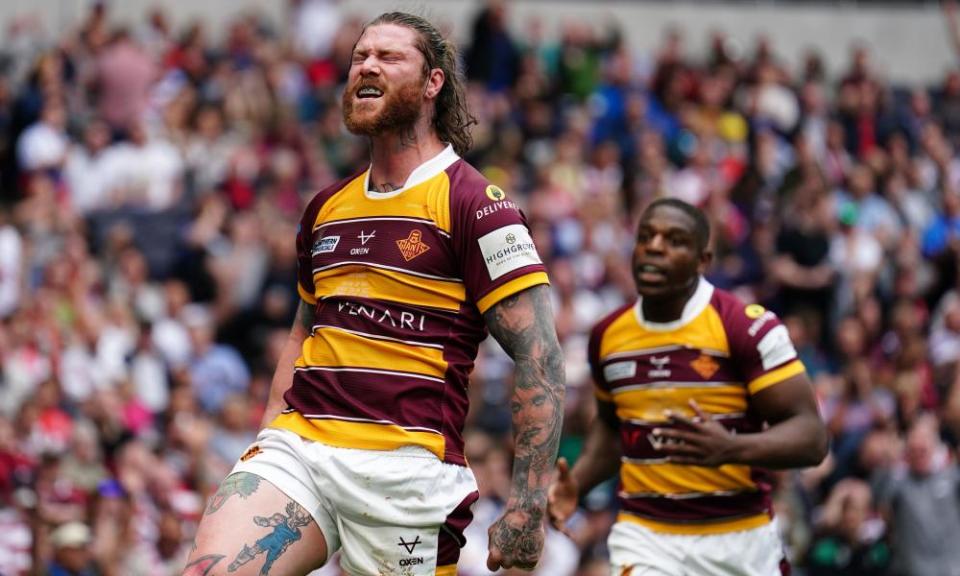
xmin=299 ymin=168 xmax=365 ymax=230
xmin=446 ymin=160 xmax=513 ymax=210
xmin=709 ymin=288 xmax=780 ymax=341
xmin=588 ymin=302 xmax=634 ymax=351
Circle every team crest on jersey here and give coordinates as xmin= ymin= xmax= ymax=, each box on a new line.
xmin=485 ymin=185 xmax=507 ymax=201
xmin=396 ymin=229 xmax=431 ymax=261
xmin=239 ymin=445 xmax=263 ymax=462
xmin=690 ymin=354 xmax=720 ymax=379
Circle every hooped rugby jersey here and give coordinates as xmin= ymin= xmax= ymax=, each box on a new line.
xmin=271 ymin=145 xmax=549 ymax=465
xmin=588 ymin=278 xmax=806 ymax=534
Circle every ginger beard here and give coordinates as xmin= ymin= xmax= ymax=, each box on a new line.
xmin=342 ymin=70 xmax=427 ymax=136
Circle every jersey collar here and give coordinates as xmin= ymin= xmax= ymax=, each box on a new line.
xmin=633 ymin=276 xmax=714 ymax=332
xmin=363 ymin=144 xmax=459 ymax=199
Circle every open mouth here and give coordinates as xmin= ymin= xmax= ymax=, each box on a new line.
xmin=636 ymin=263 xmax=668 ymax=283
xmin=356 ymin=86 xmax=384 ymax=99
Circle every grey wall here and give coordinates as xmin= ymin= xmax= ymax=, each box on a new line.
xmin=1 ymin=0 xmax=954 ymax=85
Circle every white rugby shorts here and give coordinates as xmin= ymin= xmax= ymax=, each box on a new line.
xmin=229 ymin=427 xmax=479 ymax=576
xmin=608 ymin=519 xmax=788 ymax=576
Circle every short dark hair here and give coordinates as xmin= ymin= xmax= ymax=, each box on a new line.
xmin=640 ymin=198 xmax=711 ymax=252
xmin=364 ymin=12 xmax=475 ymax=156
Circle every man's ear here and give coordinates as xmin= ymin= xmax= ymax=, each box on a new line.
xmin=698 ymin=247 xmax=714 ymax=273
xmin=424 ymin=68 xmax=444 ymax=100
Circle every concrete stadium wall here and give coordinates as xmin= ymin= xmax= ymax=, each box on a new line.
xmin=1 ymin=0 xmax=953 ymax=85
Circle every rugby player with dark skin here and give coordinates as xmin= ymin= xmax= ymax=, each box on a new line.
xmin=547 ymin=201 xmax=828 ymax=529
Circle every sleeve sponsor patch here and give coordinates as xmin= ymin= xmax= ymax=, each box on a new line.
xmin=477 ymin=224 xmax=542 ymax=280
xmin=756 ymin=325 xmax=798 ymax=370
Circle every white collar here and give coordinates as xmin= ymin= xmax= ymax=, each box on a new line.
xmin=363 ymin=144 xmax=459 ymax=199
xmin=633 ymin=277 xmax=714 ymax=332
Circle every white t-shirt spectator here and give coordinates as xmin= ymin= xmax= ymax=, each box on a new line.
xmin=98 ymin=137 xmax=184 ymax=211
xmin=16 ymin=121 xmax=67 ymax=171
xmin=63 ymin=146 xmax=114 ymax=214
xmin=0 ymin=224 xmax=22 ymax=318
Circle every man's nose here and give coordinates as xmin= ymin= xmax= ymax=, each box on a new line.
xmin=645 ymin=234 xmax=666 ymax=252
xmin=357 ymin=55 xmax=381 ymax=76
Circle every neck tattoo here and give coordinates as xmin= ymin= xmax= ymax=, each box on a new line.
xmin=371 ymin=182 xmax=399 ymax=193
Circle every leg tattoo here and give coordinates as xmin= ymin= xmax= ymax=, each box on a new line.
xmin=206 ymin=472 xmax=262 ymax=515
xmin=228 ymin=502 xmax=312 ymax=574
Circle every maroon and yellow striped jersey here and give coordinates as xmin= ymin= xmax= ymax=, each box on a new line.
xmin=270 ymin=146 xmax=549 ymax=465
xmin=588 ymin=278 xmax=805 ymax=534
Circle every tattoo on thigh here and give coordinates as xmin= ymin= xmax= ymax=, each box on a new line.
xmin=228 ymin=501 xmax=312 ymax=574
xmin=183 ymin=554 xmax=225 ymax=575
xmin=206 ymin=472 xmax=261 ymax=515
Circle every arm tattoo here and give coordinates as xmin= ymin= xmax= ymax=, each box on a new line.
xmin=183 ymin=554 xmax=225 ymax=575
xmin=483 ymin=284 xmax=565 ymax=567
xmin=229 ymin=501 xmax=312 ymax=574
xmin=205 ymin=472 xmax=261 ymax=515
xmin=299 ymin=300 xmax=317 ymax=334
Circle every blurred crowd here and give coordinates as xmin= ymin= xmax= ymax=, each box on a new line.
xmin=1 ymin=0 xmax=960 ymax=574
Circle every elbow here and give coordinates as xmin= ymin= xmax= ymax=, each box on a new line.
xmin=806 ymin=421 xmax=831 ymax=467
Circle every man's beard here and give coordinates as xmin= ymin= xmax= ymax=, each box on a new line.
xmin=343 ymin=77 xmax=424 ymax=136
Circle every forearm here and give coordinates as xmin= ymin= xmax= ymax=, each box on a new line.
xmin=506 ymin=345 xmax=566 ymax=516
xmin=259 ymin=301 xmax=313 ymax=429
xmin=570 ymin=419 xmax=622 ymax=495
xmin=731 ymin=413 xmax=828 ymax=469
xmin=259 ymin=330 xmax=307 ymax=429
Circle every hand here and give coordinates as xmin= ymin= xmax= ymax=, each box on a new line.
xmin=486 ymin=506 xmax=545 ymax=572
xmin=652 ymin=400 xmax=741 ymax=467
xmin=547 ymin=458 xmax=577 ymax=535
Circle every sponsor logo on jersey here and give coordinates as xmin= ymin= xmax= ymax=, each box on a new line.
xmin=312 ymin=235 xmax=340 ymax=255
xmin=690 ymin=354 xmax=720 ymax=379
xmin=485 ymin=184 xmax=507 ymax=201
xmin=476 ymin=200 xmax=518 ymax=220
xmin=396 ymin=230 xmax=431 ymax=261
xmin=239 ymin=445 xmax=263 ymax=462
xmin=757 ymin=325 xmax=798 ymax=370
xmin=747 ymin=310 xmax=777 ymax=337
xmin=604 ymin=361 xmax=637 ymax=382
xmin=648 ymin=355 xmax=671 ymax=378
xmin=337 ymin=301 xmax=427 ymax=332
xmin=477 ymin=224 xmax=542 ymax=280
xmin=745 ymin=304 xmax=766 ymax=319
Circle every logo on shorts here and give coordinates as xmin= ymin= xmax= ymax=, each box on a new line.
xmin=398 ymin=535 xmax=424 ymax=566
xmin=398 ymin=535 xmax=421 ymax=554
xmin=396 ymin=230 xmax=430 ymax=261
xmin=239 ymin=445 xmax=263 ymax=462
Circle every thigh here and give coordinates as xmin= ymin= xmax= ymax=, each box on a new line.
xmin=685 ymin=523 xmax=784 ymax=576
xmin=607 ymin=521 xmax=683 ymax=576
xmin=186 ymin=472 xmax=328 ymax=576
xmin=323 ymin=447 xmax=478 ymax=576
